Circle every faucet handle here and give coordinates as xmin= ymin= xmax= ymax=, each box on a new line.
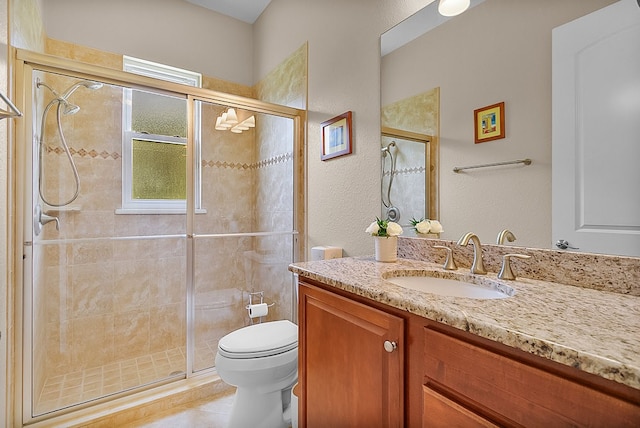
xmin=498 ymin=254 xmax=531 ymax=280
xmin=433 ymin=245 xmax=457 ymax=270
xmin=496 ymin=229 xmax=516 ymax=245
xmin=34 ymin=204 xmax=60 ymax=236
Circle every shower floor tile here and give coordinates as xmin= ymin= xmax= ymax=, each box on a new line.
xmin=35 ymin=342 xmax=219 ymax=416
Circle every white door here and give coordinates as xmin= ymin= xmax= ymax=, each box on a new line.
xmin=552 ymin=0 xmax=640 ymax=257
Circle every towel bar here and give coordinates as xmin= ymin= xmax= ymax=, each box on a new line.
xmin=453 ymin=158 xmax=531 ymax=173
xmin=0 ymin=91 xmax=22 ymax=119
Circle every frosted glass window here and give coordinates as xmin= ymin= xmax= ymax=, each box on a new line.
xmin=132 ymin=91 xmax=186 ymax=137
xmin=132 ymin=139 xmax=186 ymax=200
xmin=120 ymin=56 xmax=202 ymax=212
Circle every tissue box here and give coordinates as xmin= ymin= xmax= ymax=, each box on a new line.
xmin=311 ymin=246 xmax=343 ymax=261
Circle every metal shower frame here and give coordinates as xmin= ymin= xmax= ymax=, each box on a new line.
xmin=11 ymin=48 xmax=306 ymax=425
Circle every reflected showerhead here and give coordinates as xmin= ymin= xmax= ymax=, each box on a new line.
xmin=381 ymin=141 xmax=396 ymax=157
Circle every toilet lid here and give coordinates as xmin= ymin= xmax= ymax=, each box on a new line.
xmin=218 ymin=320 xmax=298 ymax=359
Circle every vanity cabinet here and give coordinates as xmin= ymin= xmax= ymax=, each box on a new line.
xmin=422 ymin=324 xmax=640 ymax=427
xmin=298 ymin=281 xmax=404 ymax=427
xmin=298 ymin=279 xmax=640 ymax=427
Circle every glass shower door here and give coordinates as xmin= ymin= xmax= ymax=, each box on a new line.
xmin=26 ymin=70 xmax=188 ymax=417
xmin=192 ymin=101 xmax=297 ymax=373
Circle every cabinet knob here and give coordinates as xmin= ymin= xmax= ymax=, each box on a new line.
xmin=383 ymin=340 xmax=397 ymax=353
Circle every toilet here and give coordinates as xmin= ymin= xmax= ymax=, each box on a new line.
xmin=215 ymin=320 xmax=298 ymax=428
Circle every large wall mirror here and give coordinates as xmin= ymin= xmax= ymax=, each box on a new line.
xmin=381 ymin=0 xmax=640 ymax=256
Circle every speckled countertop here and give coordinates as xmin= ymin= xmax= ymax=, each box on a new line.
xmin=289 ymin=256 xmax=640 ymax=390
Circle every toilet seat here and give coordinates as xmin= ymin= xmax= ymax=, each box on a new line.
xmin=218 ymin=320 xmax=298 ymax=359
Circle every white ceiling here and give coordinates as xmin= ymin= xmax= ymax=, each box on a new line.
xmin=184 ymin=0 xmax=272 ymax=24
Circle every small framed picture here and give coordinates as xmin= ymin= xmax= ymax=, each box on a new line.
xmin=474 ymin=102 xmax=505 ymax=143
xmin=321 ymin=111 xmax=352 ymax=160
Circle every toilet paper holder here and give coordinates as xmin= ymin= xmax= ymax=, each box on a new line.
xmin=246 ymin=291 xmax=275 ymax=323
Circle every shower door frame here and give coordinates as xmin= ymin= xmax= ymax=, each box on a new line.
xmin=12 ymin=48 xmax=306 ymax=425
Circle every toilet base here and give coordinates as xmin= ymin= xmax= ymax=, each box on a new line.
xmin=227 ymin=386 xmax=293 ymax=428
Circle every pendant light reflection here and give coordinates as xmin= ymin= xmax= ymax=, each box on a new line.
xmin=215 ymin=108 xmax=255 ymax=133
xmin=438 ymin=0 xmax=470 ymax=17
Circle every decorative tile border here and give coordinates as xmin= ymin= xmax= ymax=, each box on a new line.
xmin=45 ymin=144 xmax=121 ymax=160
xmin=45 ymin=144 xmax=292 ymax=170
xmin=382 ymin=166 xmax=426 ymax=176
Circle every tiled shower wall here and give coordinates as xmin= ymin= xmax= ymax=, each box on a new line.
xmin=36 ymin=71 xmax=189 ymax=381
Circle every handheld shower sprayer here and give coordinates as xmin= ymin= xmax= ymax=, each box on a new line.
xmin=36 ymin=78 xmax=102 ymax=115
xmin=36 ymin=77 xmax=103 ymax=209
xmin=381 ymin=141 xmax=396 ymax=156
xmin=381 ymin=141 xmax=400 ymax=222
xmin=61 ymin=80 xmax=104 ymax=99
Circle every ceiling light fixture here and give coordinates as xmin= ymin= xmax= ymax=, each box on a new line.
xmin=438 ymin=0 xmax=470 ymax=17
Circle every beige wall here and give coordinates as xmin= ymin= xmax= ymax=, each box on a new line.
xmin=382 ymin=0 xmax=616 ymax=247
xmin=41 ymin=0 xmax=254 ymax=86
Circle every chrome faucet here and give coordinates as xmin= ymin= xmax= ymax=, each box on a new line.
xmin=457 ymin=232 xmax=487 ymax=274
xmin=496 ymin=229 xmax=516 ymax=245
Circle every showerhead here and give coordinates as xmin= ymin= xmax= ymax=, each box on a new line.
xmin=61 ymin=80 xmax=103 ymax=99
xmin=37 ymin=78 xmax=102 ymax=111
xmin=62 ymin=102 xmax=80 ymax=115
xmin=37 ymin=78 xmax=102 ymax=115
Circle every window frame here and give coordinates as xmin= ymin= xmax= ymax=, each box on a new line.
xmin=119 ymin=56 xmax=203 ymax=214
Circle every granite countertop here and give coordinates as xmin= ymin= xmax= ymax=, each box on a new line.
xmin=289 ymin=256 xmax=640 ymax=390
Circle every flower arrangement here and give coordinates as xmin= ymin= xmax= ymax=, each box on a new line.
xmin=410 ymin=217 xmax=444 ymax=235
xmin=365 ymin=217 xmax=403 ymax=238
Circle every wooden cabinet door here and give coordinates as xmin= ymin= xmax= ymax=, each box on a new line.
xmin=299 ymin=282 xmax=404 ymax=428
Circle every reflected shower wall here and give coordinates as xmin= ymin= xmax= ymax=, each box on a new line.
xmin=381 ymin=136 xmax=426 ymax=228
xmin=28 ymin=68 xmax=297 ymax=417
xmin=381 ymin=87 xmax=439 ymax=227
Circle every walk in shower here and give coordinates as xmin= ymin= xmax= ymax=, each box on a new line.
xmin=16 ymin=51 xmax=304 ymax=423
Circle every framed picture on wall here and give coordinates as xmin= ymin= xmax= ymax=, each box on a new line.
xmin=474 ymin=102 xmax=505 ymax=143
xmin=321 ymin=111 xmax=353 ymax=160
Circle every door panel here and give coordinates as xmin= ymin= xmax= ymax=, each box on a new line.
xmin=552 ymin=0 xmax=640 ymax=256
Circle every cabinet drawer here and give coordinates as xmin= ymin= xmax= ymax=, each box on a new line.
xmin=423 ymin=385 xmax=498 ymax=428
xmin=423 ymin=326 xmax=640 ymax=427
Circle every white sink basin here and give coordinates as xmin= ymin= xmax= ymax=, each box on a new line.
xmin=386 ymin=274 xmax=514 ymax=300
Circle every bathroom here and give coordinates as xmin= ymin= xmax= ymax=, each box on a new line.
xmin=1 ymin=0 xmax=639 ymax=426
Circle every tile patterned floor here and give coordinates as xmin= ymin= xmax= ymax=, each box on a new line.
xmin=35 ymin=345 xmax=219 ymax=416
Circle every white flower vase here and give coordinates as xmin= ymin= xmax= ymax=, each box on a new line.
xmin=374 ymin=236 xmax=398 ymax=262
